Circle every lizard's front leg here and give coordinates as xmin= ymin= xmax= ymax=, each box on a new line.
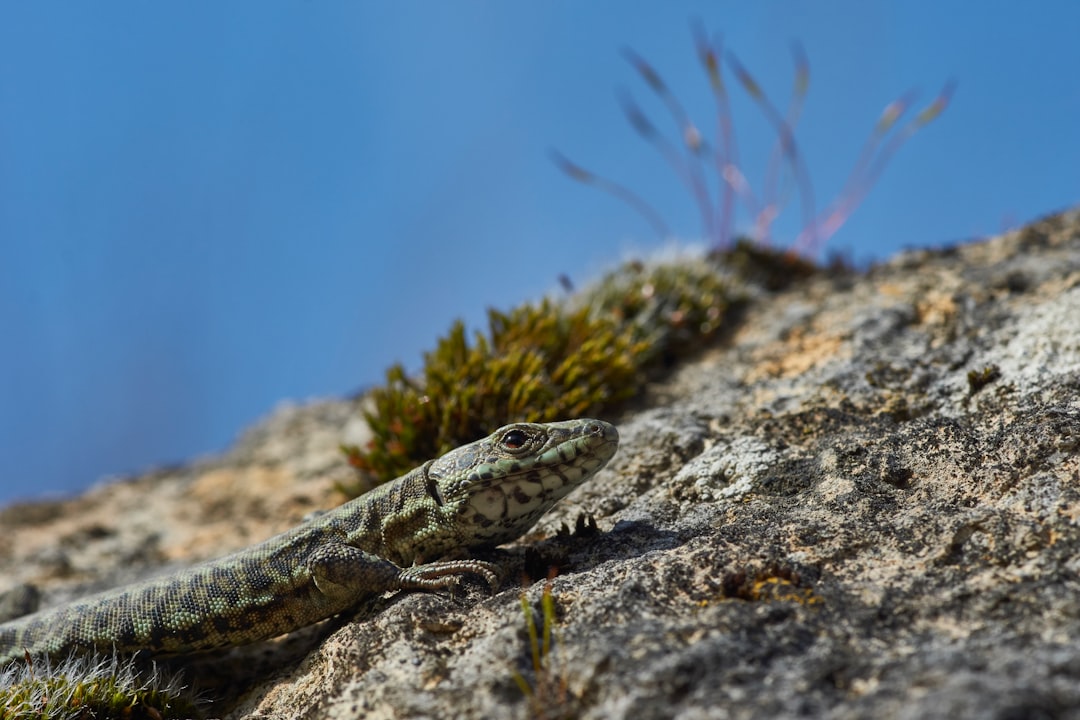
xmin=307 ymin=543 xmax=502 ymax=605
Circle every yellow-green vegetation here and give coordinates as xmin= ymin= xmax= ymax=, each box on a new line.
xmin=719 ymin=237 xmax=824 ymax=291
xmin=343 ymin=256 xmax=739 ymax=485
xmin=511 ymin=579 xmax=575 ymax=720
xmin=966 ymin=364 xmax=1002 ymax=396
xmin=0 ymin=653 xmax=198 ymax=720
xmin=720 ymin=565 xmax=821 ymax=606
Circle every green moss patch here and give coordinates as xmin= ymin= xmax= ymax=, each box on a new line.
xmin=343 ymin=255 xmax=758 ymax=486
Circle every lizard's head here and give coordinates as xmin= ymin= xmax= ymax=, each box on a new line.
xmin=422 ymin=419 xmax=619 ymax=552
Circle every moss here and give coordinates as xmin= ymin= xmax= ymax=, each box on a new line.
xmin=578 ymin=257 xmax=734 ymax=359
xmin=716 ymin=238 xmax=824 ymax=291
xmin=720 ymin=565 xmax=821 ymax=606
xmin=344 ymin=298 xmax=647 ymax=483
xmin=967 ymin=364 xmax=1002 ymax=396
xmin=0 ymin=653 xmax=199 ymax=720
xmin=343 ymin=256 xmax=746 ymax=485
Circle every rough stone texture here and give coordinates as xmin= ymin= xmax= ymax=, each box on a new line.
xmin=2 ymin=210 xmax=1079 ymax=719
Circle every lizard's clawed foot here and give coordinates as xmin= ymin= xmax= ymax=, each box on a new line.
xmin=397 ymin=560 xmax=501 ymax=593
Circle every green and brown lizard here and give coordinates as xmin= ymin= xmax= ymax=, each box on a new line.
xmin=0 ymin=418 xmax=618 ymax=662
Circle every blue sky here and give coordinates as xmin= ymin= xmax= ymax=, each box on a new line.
xmin=1 ymin=3 xmax=1077 ymax=505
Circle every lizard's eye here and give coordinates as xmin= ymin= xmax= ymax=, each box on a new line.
xmin=501 ymin=429 xmax=529 ymax=450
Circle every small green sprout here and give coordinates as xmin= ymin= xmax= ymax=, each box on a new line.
xmin=511 ymin=578 xmax=575 ymax=720
xmin=967 ymin=365 xmax=1002 ymax=396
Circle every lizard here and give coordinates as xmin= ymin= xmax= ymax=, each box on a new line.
xmin=0 ymin=418 xmax=618 ymax=663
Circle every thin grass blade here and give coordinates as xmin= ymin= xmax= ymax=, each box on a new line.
xmin=726 ymin=50 xmax=817 ymax=247
xmin=550 ymin=149 xmax=671 ymax=239
xmin=693 ymin=20 xmax=738 ymax=248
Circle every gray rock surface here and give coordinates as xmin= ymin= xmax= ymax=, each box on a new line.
xmin=2 ymin=210 xmax=1078 ymax=719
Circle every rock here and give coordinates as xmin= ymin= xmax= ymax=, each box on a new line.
xmin=3 ymin=210 xmax=1079 ymax=719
